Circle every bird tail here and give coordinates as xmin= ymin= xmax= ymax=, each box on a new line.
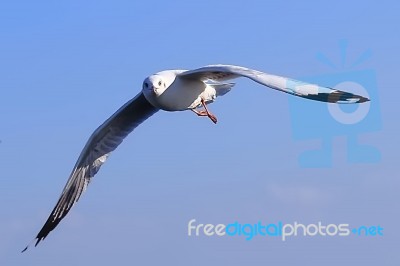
xmin=210 ymin=82 xmax=235 ymax=97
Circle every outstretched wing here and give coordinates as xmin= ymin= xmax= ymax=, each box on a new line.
xmin=178 ymin=64 xmax=369 ymax=103
xmin=23 ymin=92 xmax=158 ymax=252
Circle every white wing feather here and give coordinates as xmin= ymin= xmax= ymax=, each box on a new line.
xmin=23 ymin=92 xmax=158 ymax=252
xmin=178 ymin=65 xmax=369 ymax=103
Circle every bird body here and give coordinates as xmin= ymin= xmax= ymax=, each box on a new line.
xmin=143 ymin=71 xmax=206 ymax=110
xmin=141 ymin=69 xmax=233 ymax=111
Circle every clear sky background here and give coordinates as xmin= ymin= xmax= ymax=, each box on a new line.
xmin=1 ymin=1 xmax=399 ymax=265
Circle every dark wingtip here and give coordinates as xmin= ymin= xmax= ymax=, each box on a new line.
xmin=302 ymin=89 xmax=370 ymax=104
xmin=21 ymin=246 xmax=28 ymax=253
xmin=21 ymin=236 xmax=44 ymax=253
xmin=317 ymin=88 xmax=370 ymax=104
xmin=336 ymin=89 xmax=371 ymax=103
xmin=357 ymin=96 xmax=370 ymax=103
xmin=334 ymin=90 xmax=371 ymax=104
xmin=21 ymin=238 xmax=37 ymax=253
xmin=35 ymin=237 xmax=43 ymax=247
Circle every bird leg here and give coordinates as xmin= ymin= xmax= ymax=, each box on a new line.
xmin=191 ymin=98 xmax=218 ymax=124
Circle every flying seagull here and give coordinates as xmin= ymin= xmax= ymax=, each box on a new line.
xmin=22 ymin=64 xmax=369 ymax=252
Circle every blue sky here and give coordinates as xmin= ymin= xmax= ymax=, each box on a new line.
xmin=1 ymin=1 xmax=399 ymax=265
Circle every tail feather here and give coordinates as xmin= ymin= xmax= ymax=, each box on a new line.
xmin=211 ymin=82 xmax=235 ymax=96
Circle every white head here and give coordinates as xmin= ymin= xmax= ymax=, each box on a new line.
xmin=142 ymin=74 xmax=167 ymax=97
xmin=142 ymin=70 xmax=178 ymax=96
xmin=141 ymin=71 xmax=178 ymax=108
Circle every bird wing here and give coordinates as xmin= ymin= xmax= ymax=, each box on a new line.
xmin=23 ymin=92 xmax=158 ymax=252
xmin=178 ymin=64 xmax=369 ymax=103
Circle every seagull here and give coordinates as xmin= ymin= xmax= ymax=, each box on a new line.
xmin=22 ymin=64 xmax=369 ymax=252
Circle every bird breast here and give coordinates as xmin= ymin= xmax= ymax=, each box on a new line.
xmin=154 ymin=77 xmax=207 ymax=111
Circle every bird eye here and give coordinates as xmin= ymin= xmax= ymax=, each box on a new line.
xmin=158 ymin=81 xmax=162 ymax=86
xmin=144 ymin=82 xmax=149 ymax=88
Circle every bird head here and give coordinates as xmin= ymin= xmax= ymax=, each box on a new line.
xmin=142 ymin=74 xmax=168 ymax=97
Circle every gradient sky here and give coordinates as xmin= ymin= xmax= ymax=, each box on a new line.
xmin=1 ymin=1 xmax=399 ymax=265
